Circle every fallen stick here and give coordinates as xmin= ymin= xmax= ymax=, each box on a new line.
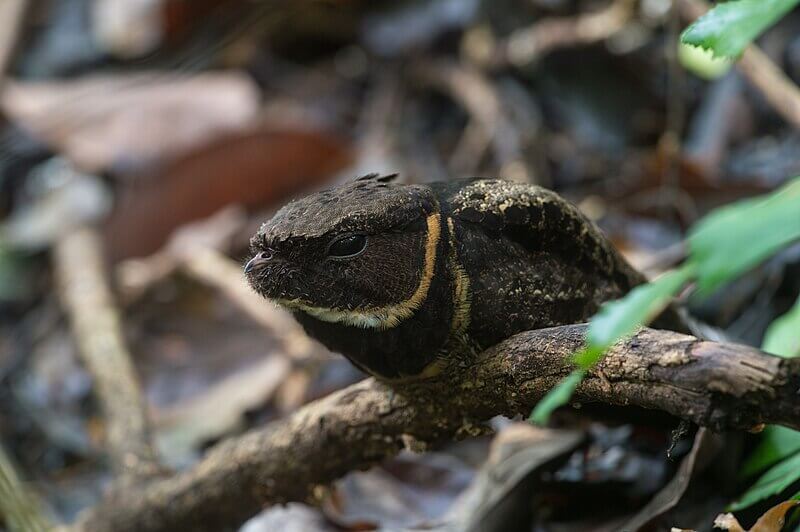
xmin=71 ymin=325 xmax=800 ymax=532
xmin=410 ymin=59 xmax=523 ymax=175
xmin=492 ymin=0 xmax=635 ymax=67
xmin=0 ymin=0 xmax=27 ymax=84
xmin=180 ymin=247 xmax=317 ymax=361
xmin=54 ymin=228 xmax=159 ymax=478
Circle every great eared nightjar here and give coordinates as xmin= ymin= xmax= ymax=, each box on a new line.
xmin=245 ymin=174 xmax=647 ymax=380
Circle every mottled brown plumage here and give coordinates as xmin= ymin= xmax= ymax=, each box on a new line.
xmin=246 ymin=175 xmax=647 ymax=379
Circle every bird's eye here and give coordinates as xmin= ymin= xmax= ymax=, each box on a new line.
xmin=327 ymin=234 xmax=367 ymax=258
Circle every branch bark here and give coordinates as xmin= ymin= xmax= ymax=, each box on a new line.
xmin=72 ymin=325 xmax=800 ymax=532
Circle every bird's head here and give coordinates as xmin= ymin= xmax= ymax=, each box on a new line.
xmin=245 ymin=174 xmax=442 ymax=329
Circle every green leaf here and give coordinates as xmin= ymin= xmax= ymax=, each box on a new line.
xmin=529 ymin=266 xmax=694 ymax=425
xmin=763 ymin=295 xmax=800 ymax=358
xmin=688 ymin=177 xmax=800 ymax=296
xmin=678 ymin=42 xmax=733 ymax=80
xmin=530 ymin=369 xmax=585 ymax=426
xmin=572 ymin=345 xmax=606 ymax=369
xmin=680 ymin=0 xmax=800 ymax=59
xmin=586 ymin=265 xmax=695 ymax=351
xmin=729 ymin=452 xmax=800 ymax=511
xmin=738 ymin=293 xmax=800 ymax=498
xmin=742 ymin=427 xmax=800 ymax=478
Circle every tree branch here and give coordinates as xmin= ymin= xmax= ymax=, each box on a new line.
xmin=72 ymin=325 xmax=800 ymax=532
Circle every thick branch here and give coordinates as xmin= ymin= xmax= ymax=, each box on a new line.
xmin=54 ymin=228 xmax=159 ymax=478
xmin=72 ymin=325 xmax=800 ymax=532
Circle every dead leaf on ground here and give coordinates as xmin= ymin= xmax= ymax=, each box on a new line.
xmin=445 ymin=423 xmax=585 ymax=532
xmin=677 ymin=500 xmax=800 ymax=532
xmin=241 ymin=502 xmax=332 ymax=532
xmin=621 ymin=428 xmax=721 ymax=531
xmin=152 ymin=353 xmax=291 ymax=467
xmin=0 ymin=158 xmax=111 ymax=251
xmin=748 ymin=500 xmax=800 ymax=532
xmin=322 ymin=451 xmax=477 ymax=530
xmin=115 ymin=206 xmax=248 ymax=302
xmin=1 ymin=72 xmax=260 ymax=173
xmin=104 ymin=127 xmax=352 ymax=259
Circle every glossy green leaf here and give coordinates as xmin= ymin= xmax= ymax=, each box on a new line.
xmin=529 ymin=178 xmax=800 ymax=428
xmin=681 ymin=0 xmax=800 ymax=59
xmin=678 ymin=42 xmax=732 ymax=80
xmin=530 ymin=266 xmax=694 ymax=424
xmin=742 ymin=427 xmax=800 ymax=478
xmin=530 ymin=369 xmax=585 ymax=426
xmin=738 ymin=291 xmax=800 ymax=502
xmin=729 ymin=452 xmax=800 ymax=511
xmin=738 ymin=291 xmax=800 ymax=497
xmin=572 ymin=345 xmax=606 ymax=370
xmin=763 ymin=296 xmax=800 ymax=358
xmin=586 ymin=265 xmax=694 ymax=351
xmin=688 ymin=177 xmax=800 ymax=296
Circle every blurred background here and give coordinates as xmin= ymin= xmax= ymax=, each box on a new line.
xmin=1 ymin=0 xmax=799 ymax=530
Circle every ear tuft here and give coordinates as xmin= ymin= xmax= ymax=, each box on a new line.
xmin=354 ymin=173 xmax=399 ymax=183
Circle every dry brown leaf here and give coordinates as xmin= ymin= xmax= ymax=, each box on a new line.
xmin=322 ymin=452 xmax=477 ymax=530
xmin=621 ymin=429 xmax=722 ymax=531
xmin=104 ymin=128 xmax=352 ymax=259
xmin=1 ymin=72 xmax=259 ymax=173
xmin=153 ymin=354 xmax=291 ymax=466
xmin=446 ymin=423 xmax=584 ymax=531
xmin=680 ymin=500 xmax=800 ymax=532
xmin=749 ymin=500 xmax=800 ymax=532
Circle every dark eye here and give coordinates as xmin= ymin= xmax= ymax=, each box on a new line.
xmin=327 ymin=234 xmax=367 ymax=258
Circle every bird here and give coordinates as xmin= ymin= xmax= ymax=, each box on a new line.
xmin=245 ymin=173 xmax=653 ymax=381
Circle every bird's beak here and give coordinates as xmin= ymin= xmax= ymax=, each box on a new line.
xmin=244 ymin=256 xmax=269 ymax=274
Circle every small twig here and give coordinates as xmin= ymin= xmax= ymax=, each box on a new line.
xmin=180 ymin=247 xmax=318 ymax=361
xmin=115 ymin=207 xmax=317 ymax=361
xmin=663 ymin=2 xmax=687 ymax=191
xmin=71 ymin=325 xmax=800 ymax=532
xmin=54 ymin=228 xmax=159 ymax=478
xmin=493 ymin=0 xmax=635 ymax=67
xmin=0 ymin=442 xmax=52 ymax=532
xmin=682 ymin=73 xmax=746 ymax=180
xmin=0 ymin=0 xmax=27 ymax=84
xmin=153 ymin=355 xmax=291 ymax=465
xmin=738 ymin=47 xmax=800 ymax=129
xmin=677 ymin=0 xmax=800 ymax=129
xmin=410 ymin=59 xmax=524 ymax=176
xmin=115 ymin=206 xmax=248 ymax=303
